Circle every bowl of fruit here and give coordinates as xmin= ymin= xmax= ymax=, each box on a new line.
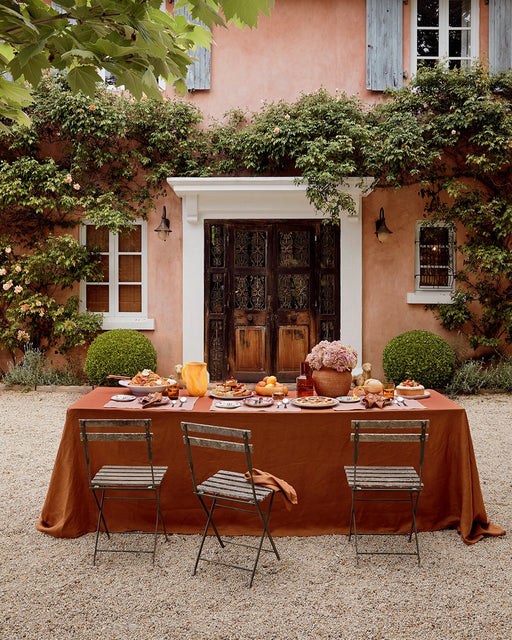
xmin=254 ymin=375 xmax=289 ymax=396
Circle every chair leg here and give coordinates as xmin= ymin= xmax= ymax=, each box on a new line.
xmin=409 ymin=491 xmax=421 ymax=566
xmin=93 ymin=489 xmax=108 ymax=565
xmin=193 ymin=497 xmax=220 ymax=576
xmin=348 ymin=489 xmax=356 ymax=541
xmin=196 ymin=494 xmax=224 ymax=548
xmin=249 ymin=494 xmax=280 ymax=587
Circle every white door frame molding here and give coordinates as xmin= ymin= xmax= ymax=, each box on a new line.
xmin=168 ymin=176 xmax=374 ymax=371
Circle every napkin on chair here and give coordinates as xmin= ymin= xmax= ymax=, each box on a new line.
xmin=244 ymin=468 xmax=298 ymax=511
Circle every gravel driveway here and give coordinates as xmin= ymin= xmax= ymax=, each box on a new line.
xmin=1 ymin=390 xmax=510 ymax=640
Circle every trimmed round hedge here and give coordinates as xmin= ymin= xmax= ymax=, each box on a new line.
xmin=84 ymin=329 xmax=157 ymax=386
xmin=382 ymin=330 xmax=456 ymax=389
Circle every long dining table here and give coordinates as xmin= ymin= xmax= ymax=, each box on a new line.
xmin=37 ymin=387 xmax=505 ymax=544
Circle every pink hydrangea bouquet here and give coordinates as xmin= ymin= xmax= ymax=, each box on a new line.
xmin=306 ymin=340 xmax=358 ymax=373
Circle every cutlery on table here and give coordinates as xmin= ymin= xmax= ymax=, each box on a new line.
xmin=282 ymin=398 xmax=289 ymax=409
xmin=179 ymin=397 xmax=186 ymax=406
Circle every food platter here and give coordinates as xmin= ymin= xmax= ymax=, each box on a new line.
xmin=292 ymin=396 xmax=339 ymax=409
xmin=396 ymin=390 xmax=431 ymax=400
xmin=243 ymin=397 xmax=274 ymax=408
xmin=215 ymin=400 xmax=242 ymax=409
xmin=118 ymin=379 xmax=167 ymax=396
xmin=210 ymin=391 xmax=253 ymax=400
xmin=110 ymin=394 xmax=137 ymax=402
xmin=336 ymin=395 xmax=361 ymax=404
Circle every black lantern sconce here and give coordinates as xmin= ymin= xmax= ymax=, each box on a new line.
xmin=154 ymin=206 xmax=171 ymax=241
xmin=375 ymin=207 xmax=393 ymax=243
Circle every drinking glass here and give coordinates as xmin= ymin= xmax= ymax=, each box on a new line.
xmin=272 ymin=390 xmax=285 ymax=405
xmin=383 ymin=381 xmax=395 ymax=399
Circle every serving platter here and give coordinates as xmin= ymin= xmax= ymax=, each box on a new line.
xmin=210 ymin=391 xmax=253 ymax=400
xmin=292 ymin=396 xmax=339 ymax=409
xmin=396 ymin=390 xmax=431 ymax=400
xmin=118 ymin=379 xmax=168 ymax=396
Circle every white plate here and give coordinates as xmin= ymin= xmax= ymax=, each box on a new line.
xmin=215 ymin=400 xmax=242 ymax=409
xmin=336 ymin=396 xmax=361 ymax=403
xmin=110 ymin=394 xmax=137 ymax=402
xmin=396 ymin=390 xmax=431 ymax=400
xmin=118 ymin=379 xmax=167 ymax=396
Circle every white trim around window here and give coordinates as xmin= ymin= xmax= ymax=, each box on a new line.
xmin=407 ymin=220 xmax=455 ymax=304
xmin=411 ymin=0 xmax=479 ymax=76
xmin=79 ymin=221 xmax=154 ymax=330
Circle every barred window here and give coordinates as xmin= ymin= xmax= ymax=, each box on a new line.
xmin=416 ymin=223 xmax=455 ymax=290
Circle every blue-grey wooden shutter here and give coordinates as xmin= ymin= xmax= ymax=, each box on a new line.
xmin=174 ymin=4 xmax=211 ymax=90
xmin=489 ymin=0 xmax=512 ymax=73
xmin=366 ymin=0 xmax=403 ymax=91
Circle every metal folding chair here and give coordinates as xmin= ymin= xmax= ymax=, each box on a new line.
xmin=344 ymin=419 xmax=429 ymax=566
xmin=79 ymin=418 xmax=169 ymax=565
xmin=181 ymin=421 xmax=280 ymax=587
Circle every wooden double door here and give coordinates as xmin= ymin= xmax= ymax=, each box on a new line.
xmin=205 ymin=220 xmax=340 ymax=382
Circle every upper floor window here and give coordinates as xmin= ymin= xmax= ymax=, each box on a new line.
xmin=80 ymin=222 xmax=154 ymax=330
xmin=407 ymin=221 xmax=456 ymax=304
xmin=411 ymin=0 xmax=479 ymax=74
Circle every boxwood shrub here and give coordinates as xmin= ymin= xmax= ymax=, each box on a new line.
xmin=382 ymin=330 xmax=456 ymax=389
xmin=84 ymin=329 xmax=157 ymax=385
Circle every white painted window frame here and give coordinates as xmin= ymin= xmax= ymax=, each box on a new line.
xmin=407 ymin=220 xmax=455 ymax=304
xmin=79 ymin=221 xmax=154 ymax=330
xmin=410 ymin=0 xmax=479 ymax=76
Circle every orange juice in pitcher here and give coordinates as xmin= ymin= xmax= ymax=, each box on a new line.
xmin=182 ymin=362 xmax=208 ymax=396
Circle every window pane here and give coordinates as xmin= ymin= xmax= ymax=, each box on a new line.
xmin=119 ymin=227 xmax=141 ymax=252
xmin=88 ymin=255 xmax=109 ymax=283
xmin=449 ymin=30 xmax=462 ymax=58
xmin=419 ymin=227 xmax=452 ymax=287
xmin=417 ymin=30 xmax=439 ymax=57
xmin=119 ymin=285 xmax=142 ymax=312
xmin=86 ymin=226 xmax=109 ymax=251
xmin=449 ymin=0 xmax=471 ymax=28
xmin=86 ymin=284 xmax=109 ymax=312
xmin=418 ymin=0 xmax=439 ymax=26
xmin=118 ymin=255 xmax=141 ymax=282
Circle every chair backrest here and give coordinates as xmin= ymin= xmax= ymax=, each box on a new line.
xmin=79 ymin=418 xmax=155 ymax=486
xmin=181 ymin=421 xmax=258 ymax=497
xmin=350 ymin=419 xmax=429 ymax=483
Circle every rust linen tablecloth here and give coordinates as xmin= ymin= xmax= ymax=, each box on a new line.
xmin=37 ymin=388 xmax=505 ymax=544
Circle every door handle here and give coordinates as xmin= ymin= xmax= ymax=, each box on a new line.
xmin=247 ymin=314 xmax=254 ymax=323
xmin=290 ymin=313 xmax=297 ymax=322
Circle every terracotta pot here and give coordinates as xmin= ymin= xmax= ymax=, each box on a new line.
xmin=311 ymin=368 xmax=352 ymax=398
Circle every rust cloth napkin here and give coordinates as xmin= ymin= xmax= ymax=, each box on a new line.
xmin=244 ymin=469 xmax=298 ymax=511
xmin=361 ymin=393 xmax=392 ymax=409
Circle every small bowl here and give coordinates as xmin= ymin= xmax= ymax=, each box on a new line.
xmin=118 ymin=380 xmax=167 ymax=397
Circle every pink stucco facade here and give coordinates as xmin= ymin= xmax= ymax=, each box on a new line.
xmin=3 ymin=1 xmax=492 ymax=380
xmin=148 ymin=0 xmax=491 ymax=379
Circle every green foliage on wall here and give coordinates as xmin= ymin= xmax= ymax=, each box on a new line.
xmin=1 ymin=66 xmax=512 ymax=361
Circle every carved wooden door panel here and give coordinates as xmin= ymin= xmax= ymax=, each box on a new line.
xmin=205 ymin=221 xmax=339 ymax=383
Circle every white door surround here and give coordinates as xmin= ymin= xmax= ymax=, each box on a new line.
xmin=168 ymin=176 xmax=374 ymax=372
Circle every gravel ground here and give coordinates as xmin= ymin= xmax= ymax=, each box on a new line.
xmin=1 ymin=390 xmax=511 ymax=640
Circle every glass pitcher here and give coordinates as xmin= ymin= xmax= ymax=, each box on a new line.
xmin=182 ymin=361 xmax=208 ymax=396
